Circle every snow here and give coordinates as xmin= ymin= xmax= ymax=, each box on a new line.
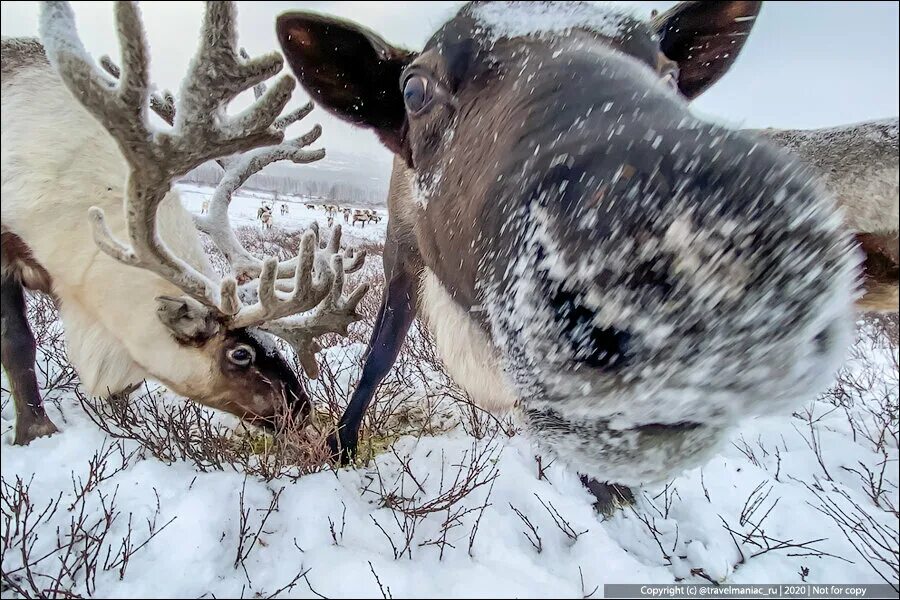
xmin=471 ymin=1 xmax=637 ymax=44
xmin=177 ymin=183 xmax=387 ymax=245
xmin=1 ymin=188 xmax=897 ymax=597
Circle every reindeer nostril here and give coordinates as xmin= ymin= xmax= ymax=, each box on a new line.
xmin=813 ymin=322 xmax=839 ymax=356
xmin=550 ymin=289 xmax=632 ymax=369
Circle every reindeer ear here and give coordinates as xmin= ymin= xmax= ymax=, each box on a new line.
xmin=276 ymin=12 xmax=415 ymax=155
xmin=156 ymin=296 xmax=220 ymax=344
xmin=653 ymin=1 xmax=762 ymax=99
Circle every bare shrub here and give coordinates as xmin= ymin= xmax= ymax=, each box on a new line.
xmin=362 ymin=437 xmax=502 ymax=560
xmin=804 ymin=479 xmax=899 ymax=591
xmin=0 ymin=445 xmax=174 ymax=598
xmin=76 ymin=384 xmax=334 ymax=481
xmin=234 ymin=478 xmax=284 ymax=584
xmin=509 ymin=504 xmax=543 ymax=553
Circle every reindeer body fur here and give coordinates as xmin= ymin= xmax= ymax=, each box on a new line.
xmin=420 ymin=268 xmax=518 ymax=413
xmin=1 ymin=39 xmax=222 ymax=400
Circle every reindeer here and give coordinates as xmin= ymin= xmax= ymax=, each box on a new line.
xmin=200 ymin=199 xmax=210 ymax=215
xmin=276 ymin=1 xmax=896 ymax=506
xmin=280 ymin=203 xmax=289 ymax=216
xmin=305 ymin=203 xmax=316 ymax=210
xmin=351 ymin=210 xmax=370 ymax=228
xmin=753 ymin=120 xmax=898 ymax=310
xmin=327 ymin=214 xmax=334 ymax=228
xmin=1 ymin=1 xmax=368 ymax=446
xmin=260 ymin=206 xmax=274 ymax=230
xmin=343 ymin=207 xmax=352 ymax=223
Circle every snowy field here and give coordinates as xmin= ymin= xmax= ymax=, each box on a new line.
xmin=177 ymin=183 xmax=388 ymax=245
xmin=1 ymin=190 xmax=897 ymax=598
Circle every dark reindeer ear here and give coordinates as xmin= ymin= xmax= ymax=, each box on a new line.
xmin=652 ymin=1 xmax=762 ymax=99
xmin=276 ymin=12 xmax=415 ymax=155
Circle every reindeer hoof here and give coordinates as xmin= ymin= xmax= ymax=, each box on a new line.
xmin=13 ymin=414 xmax=59 ymax=446
xmin=580 ymin=476 xmax=634 ymax=516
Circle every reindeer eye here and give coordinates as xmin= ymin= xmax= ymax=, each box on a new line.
xmin=227 ymin=345 xmax=255 ymax=367
xmin=403 ymin=75 xmax=432 ymax=115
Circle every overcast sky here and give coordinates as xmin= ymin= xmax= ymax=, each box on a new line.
xmin=2 ymin=1 xmax=898 ymax=166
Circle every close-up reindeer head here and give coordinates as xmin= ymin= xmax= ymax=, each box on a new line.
xmin=276 ymin=0 xmax=866 ymax=484
xmin=2 ymin=2 xmax=368 ymax=443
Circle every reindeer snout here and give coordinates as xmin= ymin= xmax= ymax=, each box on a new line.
xmin=478 ymin=123 xmax=859 ymax=484
xmin=548 ymin=288 xmax=633 ymax=370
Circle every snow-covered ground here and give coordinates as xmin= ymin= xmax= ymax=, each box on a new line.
xmin=1 ymin=192 xmax=897 ymax=598
xmin=177 ymin=183 xmax=388 ymax=245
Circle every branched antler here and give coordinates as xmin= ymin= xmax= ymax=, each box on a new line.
xmin=99 ymin=54 xmax=176 ymax=125
xmin=39 ymin=0 xmax=368 ymax=376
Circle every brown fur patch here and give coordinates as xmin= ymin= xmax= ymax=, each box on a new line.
xmin=857 ymin=232 xmax=899 ymax=312
xmin=1 ymin=229 xmax=53 ymax=293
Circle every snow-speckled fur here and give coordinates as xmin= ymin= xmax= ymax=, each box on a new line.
xmin=754 ymin=119 xmax=899 ymax=235
xmin=1 ymin=39 xmax=228 ymax=401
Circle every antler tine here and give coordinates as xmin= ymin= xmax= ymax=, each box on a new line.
xmin=180 ymin=2 xmax=292 ymax=145
xmin=260 ymin=255 xmax=370 ymax=378
xmin=274 ymin=101 xmax=315 ymax=131
xmin=41 ymin=0 xmax=299 ymax=312
xmin=100 ymin=54 xmax=175 ymax=125
xmin=193 ymin=127 xmax=326 ymax=279
xmin=239 ymin=47 xmax=267 ymax=101
xmin=229 ymin=229 xmax=331 ymax=329
xmin=326 ymin=225 xmax=366 ymax=274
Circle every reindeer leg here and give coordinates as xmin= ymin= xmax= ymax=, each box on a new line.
xmin=329 ymin=243 xmax=419 ymax=463
xmin=1 ymin=276 xmax=58 ymax=445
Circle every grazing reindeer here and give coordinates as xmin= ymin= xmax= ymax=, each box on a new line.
xmin=1 ymin=1 xmax=367 ymax=445
xmin=351 ymin=210 xmax=371 ymax=228
xmin=305 ymin=203 xmax=316 ymax=210
xmin=201 ymin=199 xmax=210 ymax=215
xmin=275 ymin=0 xmax=887 ymax=497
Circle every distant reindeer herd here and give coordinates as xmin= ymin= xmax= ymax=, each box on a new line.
xmin=247 ymin=199 xmax=381 ymax=231
xmin=296 ymin=202 xmax=384 ymax=228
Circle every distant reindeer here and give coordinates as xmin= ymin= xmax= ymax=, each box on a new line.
xmin=327 ymin=214 xmax=334 ymax=228
xmin=280 ymin=202 xmax=289 ymax=216
xmin=260 ymin=207 xmax=274 ymax=230
xmin=351 ymin=210 xmax=371 ymax=228
xmin=276 ymin=1 xmax=893 ymax=507
xmin=1 ymin=1 xmax=367 ymax=445
xmin=200 ymin=199 xmax=210 ymax=214
xmin=343 ymin=207 xmax=351 ymax=222
xmin=305 ymin=203 xmax=316 ymax=210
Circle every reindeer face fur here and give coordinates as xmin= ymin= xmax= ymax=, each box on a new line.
xmin=278 ymin=1 xmax=861 ymax=484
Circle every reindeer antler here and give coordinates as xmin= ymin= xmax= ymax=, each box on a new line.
xmin=40 ymin=0 xmax=368 ymax=376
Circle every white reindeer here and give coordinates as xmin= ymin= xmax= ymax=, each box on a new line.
xmin=1 ymin=2 xmax=367 ymax=445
